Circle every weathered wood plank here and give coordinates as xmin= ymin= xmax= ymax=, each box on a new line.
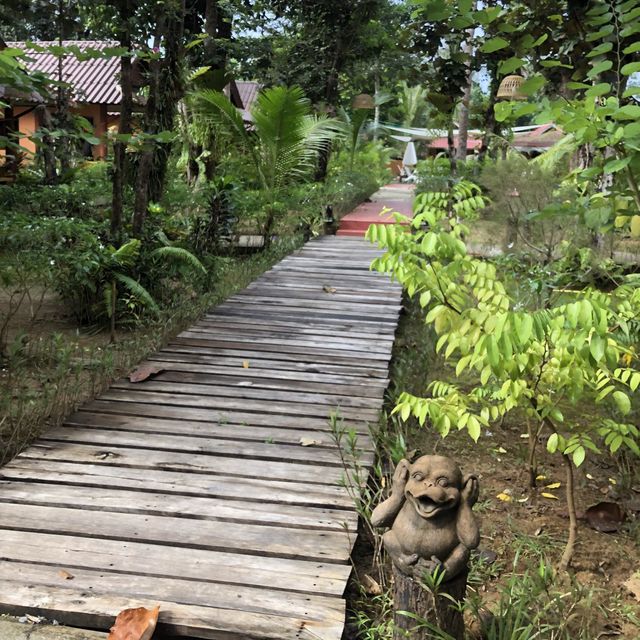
xmin=0 ymin=461 xmax=354 ymax=508
xmin=82 ymin=398 xmax=375 ymax=431
xmin=98 ymin=388 xmax=380 ymax=421
xmin=63 ymin=410 xmax=375 ymax=450
xmin=17 ymin=442 xmax=369 ymax=485
xmin=0 ymin=581 xmax=345 ymax=639
xmin=0 ymin=502 xmax=352 ymax=562
xmin=0 ymin=481 xmax=357 ymax=532
xmin=110 ymin=378 xmax=382 ymax=408
xmin=41 ymin=426 xmax=368 ymax=468
xmin=0 ymin=561 xmax=345 ymax=624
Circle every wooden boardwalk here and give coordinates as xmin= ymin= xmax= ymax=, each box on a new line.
xmin=0 ymin=236 xmax=402 ymax=640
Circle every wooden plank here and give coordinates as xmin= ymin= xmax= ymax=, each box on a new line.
xmin=165 ymin=340 xmax=392 ymax=368
xmin=42 ymin=426 xmax=367 ymax=468
xmin=0 ymin=481 xmax=357 ymax=532
xmin=182 ymin=327 xmax=394 ymax=353
xmin=17 ymin=442 xmax=366 ymax=485
xmin=143 ymin=367 xmax=387 ymax=396
xmin=110 ymin=379 xmax=382 ymax=409
xmin=98 ymin=388 xmax=381 ymax=421
xmin=0 ymin=502 xmax=352 ymax=563
xmin=0 ymin=581 xmax=345 ymax=639
xmin=0 ymin=561 xmax=346 ymax=623
xmin=63 ymin=411 xmax=375 ymax=450
xmin=0 ymin=461 xmax=354 ymax=508
xmin=174 ymin=333 xmax=394 ymax=359
xmin=224 ymin=293 xmax=401 ymax=314
xmin=150 ymin=350 xmax=390 ymax=378
xmin=82 ymin=399 xmax=375 ymax=432
xmin=195 ymin=316 xmax=395 ymax=339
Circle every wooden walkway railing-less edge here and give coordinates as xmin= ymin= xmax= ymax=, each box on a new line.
xmin=0 ymin=236 xmax=402 ymax=640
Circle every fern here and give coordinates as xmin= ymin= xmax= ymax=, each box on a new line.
xmin=150 ymin=246 xmax=207 ymax=274
xmin=113 ymin=273 xmax=158 ymax=313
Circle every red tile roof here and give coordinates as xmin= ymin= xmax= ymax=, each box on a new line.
xmin=7 ymin=40 xmax=121 ymax=105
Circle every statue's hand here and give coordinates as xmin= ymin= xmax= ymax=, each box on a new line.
xmin=461 ymin=474 xmax=479 ymax=506
xmin=414 ymin=555 xmax=444 ymax=579
xmin=393 ymin=552 xmax=419 ymax=575
xmin=391 ymin=459 xmax=410 ymax=496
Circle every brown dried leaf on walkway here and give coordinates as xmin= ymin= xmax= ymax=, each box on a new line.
xmin=322 ymin=285 xmax=337 ymax=294
xmin=299 ymin=437 xmax=322 ymax=447
xmin=108 ymin=606 xmax=160 ymax=640
xmin=129 ymin=365 xmax=164 ymax=383
xmin=57 ymin=569 xmax=74 ymax=580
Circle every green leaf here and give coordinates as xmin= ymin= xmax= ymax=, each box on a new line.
xmin=621 ymin=61 xmax=640 ymax=76
xmin=547 ymin=433 xmax=559 ymax=453
xmin=604 ymin=156 xmax=632 ymax=173
xmin=586 ymin=41 xmax=614 ymax=57
xmin=467 ymin=415 xmax=481 ymax=441
xmin=590 ymin=334 xmax=605 ymax=362
xmin=519 ymin=75 xmax=545 ymax=96
xmin=494 ymin=101 xmax=513 ymax=123
xmin=622 ymin=41 xmax=640 ymax=54
xmin=613 ymin=390 xmax=631 ymax=415
xmin=585 ymin=82 xmax=611 ymax=98
xmin=572 ymin=446 xmax=586 ymax=467
xmin=586 ymin=25 xmax=614 ymax=41
xmin=499 ymin=57 xmax=525 ymax=75
xmin=481 ymin=37 xmax=510 ymax=53
xmin=614 ymin=104 xmax=640 ymax=120
xmin=587 ymin=59 xmax=613 ymax=79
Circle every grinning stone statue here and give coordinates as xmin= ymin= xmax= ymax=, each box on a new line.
xmin=371 ymin=455 xmax=480 ymax=580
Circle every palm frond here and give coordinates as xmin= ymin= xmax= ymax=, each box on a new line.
xmin=113 ymin=273 xmax=159 ymax=312
xmin=151 ymin=246 xmax=207 ymax=274
xmin=192 ymin=89 xmax=250 ymax=148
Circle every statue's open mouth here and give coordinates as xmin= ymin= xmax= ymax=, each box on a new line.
xmin=409 ymin=493 xmax=452 ymax=517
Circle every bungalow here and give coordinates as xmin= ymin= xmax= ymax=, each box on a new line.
xmin=5 ymin=40 xmax=122 ymax=159
xmin=1 ymin=39 xmax=262 ymax=164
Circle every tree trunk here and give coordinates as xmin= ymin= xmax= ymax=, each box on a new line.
xmin=132 ymin=0 xmax=186 ymax=234
xmin=393 ymin=566 xmax=467 ymax=640
xmin=456 ymin=31 xmax=474 ymax=164
xmin=479 ymin=65 xmax=500 ymax=162
xmin=36 ymin=104 xmax=58 ymax=184
xmin=559 ymin=454 xmax=578 ymax=571
xmin=447 ymin=123 xmax=457 ymax=175
xmin=111 ymin=0 xmax=134 ymax=243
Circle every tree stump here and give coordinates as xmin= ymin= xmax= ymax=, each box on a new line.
xmin=393 ymin=565 xmax=467 ymax=640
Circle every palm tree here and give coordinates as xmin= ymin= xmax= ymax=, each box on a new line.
xmin=398 ymin=81 xmax=429 ymax=128
xmin=194 ymin=85 xmax=343 ymax=245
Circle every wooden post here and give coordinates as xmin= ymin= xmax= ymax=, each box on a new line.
xmin=393 ymin=567 xmax=467 ymax=640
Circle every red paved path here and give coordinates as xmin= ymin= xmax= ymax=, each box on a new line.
xmin=337 ymin=183 xmax=415 ymax=237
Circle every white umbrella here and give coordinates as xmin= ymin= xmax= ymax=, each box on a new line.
xmin=402 ymin=140 xmax=417 ymax=167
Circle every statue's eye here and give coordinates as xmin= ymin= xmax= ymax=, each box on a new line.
xmin=437 ymin=477 xmax=449 ymax=487
xmin=412 ymin=473 xmax=424 ymax=481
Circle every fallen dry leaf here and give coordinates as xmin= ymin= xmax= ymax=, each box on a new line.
xmin=536 ymin=474 xmax=547 ymax=481
xmin=129 ymin=365 xmax=164 ymax=383
xmin=322 ymin=285 xmax=337 ymax=294
xmin=545 ymin=482 xmax=561 ymax=489
xmin=361 ymin=574 xmax=382 ymax=596
xmin=299 ymin=437 xmax=322 ymax=447
xmin=242 ymin=360 xmax=250 ymax=369
xmin=541 ymin=492 xmax=559 ymax=500
xmin=623 ymin=573 xmax=640 ymax=602
xmin=58 ymin=569 xmax=74 ymax=580
xmin=496 ymin=492 xmax=512 ymax=502
xmin=108 ymin=606 xmax=160 ymax=640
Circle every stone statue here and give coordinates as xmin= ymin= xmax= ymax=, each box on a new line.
xmin=371 ymin=455 xmax=480 ymax=580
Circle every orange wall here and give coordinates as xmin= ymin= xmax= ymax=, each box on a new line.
xmin=14 ymin=103 xmax=109 ymax=160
